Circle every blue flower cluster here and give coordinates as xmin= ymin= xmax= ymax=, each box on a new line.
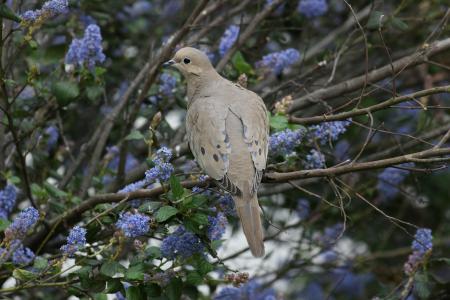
xmin=207 ymin=212 xmax=228 ymax=241
xmin=219 ymin=25 xmax=240 ymax=57
xmin=317 ymin=223 xmax=343 ymax=248
xmin=217 ymin=194 xmax=236 ymax=217
xmin=60 ymin=226 xmax=87 ymax=257
xmin=65 ymin=24 xmax=106 ymax=70
xmin=0 ymin=184 xmax=17 ymax=219
xmin=159 ymin=73 xmax=177 ymax=97
xmin=116 ymin=212 xmax=150 ymax=238
xmin=269 ymin=128 xmax=305 ymax=157
xmin=5 ymin=207 xmax=39 ymax=240
xmin=12 ymin=242 xmax=35 ymax=266
xmin=297 ymin=0 xmax=328 ymax=18
xmin=214 ymin=280 xmax=277 ymax=300
xmin=160 ymin=226 xmax=204 ymax=259
xmin=308 ymin=120 xmax=351 ymax=145
xmin=258 ymin=48 xmax=300 ymax=75
xmin=296 ymin=199 xmax=310 ymax=220
xmin=304 ymin=149 xmax=325 ymax=169
xmin=0 ymin=240 xmax=35 ymax=266
xmin=404 ymin=228 xmax=433 ymax=275
xmin=45 ymin=125 xmax=59 ymax=151
xmin=377 ymin=164 xmax=412 ymax=200
xmin=21 ymin=0 xmax=68 ymax=22
xmin=412 ymin=228 xmax=432 ymax=254
xmin=145 ymin=147 xmax=174 ymax=182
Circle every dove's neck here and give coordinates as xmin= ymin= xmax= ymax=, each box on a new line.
xmin=186 ymin=69 xmax=222 ymax=105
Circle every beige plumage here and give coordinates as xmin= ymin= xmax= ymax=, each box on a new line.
xmin=165 ymin=47 xmax=269 ymax=257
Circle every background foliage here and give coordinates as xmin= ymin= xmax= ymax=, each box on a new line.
xmin=0 ymin=0 xmax=449 ymax=299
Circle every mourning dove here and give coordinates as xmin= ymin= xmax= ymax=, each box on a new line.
xmin=165 ymin=47 xmax=269 ymax=257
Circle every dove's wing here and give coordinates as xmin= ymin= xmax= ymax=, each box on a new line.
xmin=186 ymin=98 xmax=231 ymax=181
xmin=229 ymin=87 xmax=269 ymax=194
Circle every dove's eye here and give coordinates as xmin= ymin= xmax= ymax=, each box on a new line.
xmin=183 ymin=58 xmax=191 ymax=64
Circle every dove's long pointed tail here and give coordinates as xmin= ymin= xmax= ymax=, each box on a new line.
xmin=233 ymin=194 xmax=265 ymax=257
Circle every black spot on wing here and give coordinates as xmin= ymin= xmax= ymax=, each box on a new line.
xmin=213 ymin=154 xmax=219 ymax=162
xmin=201 ymin=147 xmax=205 ymax=155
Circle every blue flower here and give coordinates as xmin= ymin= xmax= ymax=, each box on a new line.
xmin=217 ymin=194 xmax=236 ymax=217
xmin=123 ymin=1 xmax=152 ymax=18
xmin=116 ymin=212 xmax=150 ymax=238
xmin=214 ymin=280 xmax=277 ymax=300
xmin=332 ymin=268 xmax=372 ymax=298
xmin=208 ymin=212 xmax=228 ymax=241
xmin=12 ymin=243 xmax=35 ymax=266
xmin=21 ymin=0 xmax=68 ymax=22
xmin=296 ymin=199 xmax=310 ymax=220
xmin=65 ymin=24 xmax=106 ymax=70
xmin=219 ymin=25 xmax=240 ymax=57
xmin=118 ymin=179 xmax=148 ymax=194
xmin=317 ymin=223 xmax=343 ymax=248
xmin=159 ymin=73 xmax=177 ymax=97
xmin=45 ymin=125 xmax=59 ymax=150
xmin=269 ymin=128 xmax=305 ymax=157
xmin=5 ymin=207 xmax=39 ymax=239
xmin=297 ymin=282 xmax=324 ymax=300
xmin=297 ymin=0 xmax=328 ymax=18
xmin=0 ymin=184 xmax=17 ymax=220
xmin=60 ymin=225 xmax=87 ymax=256
xmin=377 ymin=164 xmax=412 ymax=200
xmin=412 ymin=228 xmax=432 ymax=254
xmin=145 ymin=162 xmax=174 ymax=182
xmin=308 ymin=120 xmax=351 ymax=145
xmin=161 ymin=226 xmax=204 ymax=259
xmin=304 ymin=149 xmax=325 ymax=169
xmin=156 ymin=146 xmax=173 ymax=161
xmin=258 ymin=48 xmax=300 ymax=75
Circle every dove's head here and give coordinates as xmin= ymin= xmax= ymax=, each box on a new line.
xmin=164 ymin=47 xmax=214 ymax=78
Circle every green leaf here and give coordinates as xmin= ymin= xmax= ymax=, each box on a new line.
xmin=186 ymin=272 xmax=203 ymax=285
xmin=366 ymin=10 xmax=385 ymax=30
xmin=231 ymin=51 xmax=253 ymax=75
xmin=94 ymin=294 xmax=108 ymax=300
xmin=144 ymin=284 xmax=161 ymax=297
xmin=52 ymin=81 xmax=80 ymax=106
xmin=269 ymin=114 xmax=289 ymax=131
xmin=156 ymin=206 xmax=178 ymax=222
xmin=166 ymin=278 xmax=182 ymax=300
xmin=415 ymin=273 xmax=432 ymax=299
xmin=0 ymin=4 xmax=21 ymax=22
xmin=191 ymin=213 xmax=209 ymax=225
xmin=126 ymin=264 xmax=144 ymax=281
xmin=105 ymin=279 xmax=122 ymax=293
xmin=169 ymin=175 xmax=184 ymax=199
xmin=390 ymin=17 xmax=408 ymax=31
xmin=86 ymin=85 xmax=104 ymax=101
xmin=125 ymin=130 xmax=144 ymax=141
xmin=31 ymin=183 xmax=48 ymax=199
xmin=126 ymin=286 xmax=146 ymax=300
xmin=44 ymin=182 xmax=68 ymax=198
xmin=145 ymin=246 xmax=162 ymax=258
xmin=0 ymin=218 xmax=10 ymax=232
xmin=33 ymin=257 xmax=48 ymax=270
xmin=13 ymin=269 xmax=37 ymax=281
xmin=100 ymin=261 xmax=126 ymax=277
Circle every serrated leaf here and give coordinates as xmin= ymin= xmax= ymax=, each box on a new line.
xmin=126 ymin=286 xmax=146 ymax=300
xmin=44 ymin=182 xmax=68 ymax=198
xmin=145 ymin=246 xmax=161 ymax=258
xmin=52 ymin=81 xmax=79 ymax=106
xmin=100 ymin=261 xmax=126 ymax=277
xmin=186 ymin=272 xmax=203 ymax=285
xmin=269 ymin=114 xmax=289 ymax=130
xmin=169 ymin=175 xmax=184 ymax=199
xmin=191 ymin=213 xmax=209 ymax=225
xmin=33 ymin=257 xmax=48 ymax=270
xmin=166 ymin=278 xmax=182 ymax=300
xmin=415 ymin=273 xmax=431 ymax=299
xmin=231 ymin=51 xmax=253 ymax=75
xmin=390 ymin=17 xmax=408 ymax=31
xmin=13 ymin=269 xmax=37 ymax=281
xmin=126 ymin=264 xmax=144 ymax=280
xmin=105 ymin=279 xmax=123 ymax=293
xmin=0 ymin=4 xmax=21 ymax=22
xmin=144 ymin=284 xmax=161 ymax=297
xmin=125 ymin=130 xmax=144 ymax=141
xmin=155 ymin=206 xmax=178 ymax=222
xmin=0 ymin=218 xmax=11 ymax=231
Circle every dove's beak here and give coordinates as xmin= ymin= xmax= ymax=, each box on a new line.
xmin=163 ymin=59 xmax=175 ymax=67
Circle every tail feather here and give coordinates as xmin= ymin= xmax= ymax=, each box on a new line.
xmin=233 ymin=194 xmax=265 ymax=257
